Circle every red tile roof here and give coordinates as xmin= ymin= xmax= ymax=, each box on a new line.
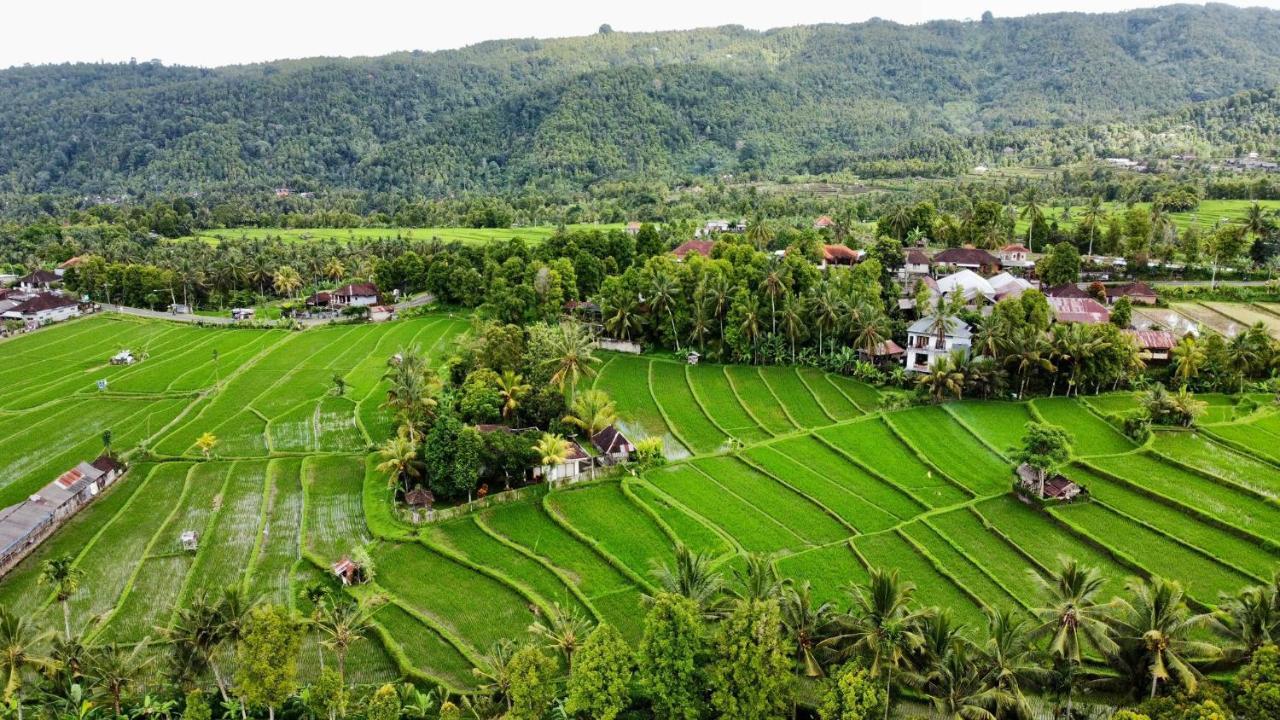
xmin=859 ymin=339 xmax=905 ymax=357
xmin=672 ymin=240 xmax=715 ymax=260
xmin=822 ymin=244 xmax=859 ymax=264
xmin=1001 ymin=244 xmax=1030 ymax=253
xmin=1047 ymin=296 xmax=1111 ymax=324
xmin=1106 ymin=281 xmax=1157 ymax=299
xmin=814 ymin=215 xmax=835 ymax=228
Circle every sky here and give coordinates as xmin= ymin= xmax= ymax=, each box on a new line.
xmin=2 ymin=0 xmax=1278 ymax=69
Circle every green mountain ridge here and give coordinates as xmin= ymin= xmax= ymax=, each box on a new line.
xmin=4 ymin=3 xmax=1280 ymax=197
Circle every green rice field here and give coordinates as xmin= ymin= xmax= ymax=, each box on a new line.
xmin=1 ymin=316 xmax=1277 ymax=692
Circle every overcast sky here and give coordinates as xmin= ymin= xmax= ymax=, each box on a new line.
xmin=3 ymin=0 xmax=1277 ymax=69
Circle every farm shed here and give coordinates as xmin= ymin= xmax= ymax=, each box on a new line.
xmin=1126 ymin=329 xmax=1177 ymax=363
xmin=542 ymin=440 xmax=593 ymax=482
xmin=0 ymin=455 xmax=124 ymax=577
xmin=1016 ymin=463 xmax=1085 ymax=502
xmin=591 ymin=425 xmax=634 ymax=465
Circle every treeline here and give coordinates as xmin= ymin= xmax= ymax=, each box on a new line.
xmin=4 ymin=6 xmax=1280 ymax=198
xmin=12 ymin=547 xmax=1280 ymax=719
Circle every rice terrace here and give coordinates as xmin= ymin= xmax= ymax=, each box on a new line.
xmin=1 ymin=311 xmax=1277 ymax=693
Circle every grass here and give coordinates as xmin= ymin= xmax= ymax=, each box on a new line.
xmin=817 ymin=419 xmax=972 ymax=508
xmin=691 ymin=456 xmax=852 ymax=545
xmin=774 ymin=543 xmax=869 ymax=606
xmin=740 ymin=445 xmax=898 ymax=533
xmin=901 ymin=521 xmax=1025 ymax=616
xmin=544 ymin=481 xmax=676 ymax=582
xmin=757 ymin=366 xmax=835 ymax=427
xmin=853 ymin=530 xmax=987 ymax=626
xmin=769 ymin=435 xmax=924 ymax=520
xmin=1150 ymin=431 xmax=1280 ymax=499
xmin=645 ymin=464 xmax=806 ymax=553
xmin=594 ymin=356 xmax=682 ymax=455
xmin=685 ymin=364 xmax=773 ymax=444
xmin=888 ymin=406 xmax=1013 ymax=495
xmin=724 ymin=366 xmax=796 ymax=435
xmin=927 ymin=508 xmax=1047 ymax=604
xmin=649 ymin=361 xmax=730 ymax=454
xmin=943 ymin=401 xmax=1034 ymax=455
xmin=302 ymin=455 xmax=367 ymax=562
xmin=796 ymin=367 xmax=864 ymax=421
xmin=1030 ymin=398 xmax=1134 ymax=456
xmin=623 ymin=479 xmax=735 ymax=558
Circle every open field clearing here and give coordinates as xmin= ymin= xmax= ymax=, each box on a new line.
xmin=2 ymin=314 xmax=1279 ymax=686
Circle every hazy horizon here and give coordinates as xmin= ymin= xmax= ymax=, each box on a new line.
xmin=4 ymin=0 xmax=1278 ymax=70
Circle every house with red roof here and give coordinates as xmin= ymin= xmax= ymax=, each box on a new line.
xmin=331 ymin=282 xmax=380 ymax=307
xmin=998 ymin=244 xmax=1032 ymax=267
xmin=1125 ymin=329 xmax=1177 ymax=363
xmin=820 ymin=244 xmax=861 ymax=267
xmin=1106 ymin=282 xmax=1157 ymax=305
xmin=813 ymin=215 xmax=835 ymax=230
xmin=1047 ymin=296 xmax=1111 ymax=324
xmin=932 ymin=247 xmax=1001 ymax=274
xmin=672 ymin=240 xmax=715 ymax=262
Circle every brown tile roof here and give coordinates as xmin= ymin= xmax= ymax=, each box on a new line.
xmin=932 ymin=248 xmax=1000 ymax=267
xmin=822 ymin=244 xmax=859 ymax=264
xmin=592 ymin=425 xmax=633 ymax=455
xmin=18 ymin=269 xmax=58 ymax=285
xmin=57 ymin=255 xmax=90 ymax=270
xmin=90 ymin=455 xmax=123 ymax=474
xmin=672 ymin=240 xmax=715 ymax=259
xmin=1106 ymin=281 xmax=1157 ymax=299
xmin=905 ymin=249 xmax=931 ymax=265
xmin=1001 ymin=244 xmax=1030 ymax=253
xmin=859 ymin=339 xmax=905 ymax=357
xmin=333 ymin=282 xmax=378 ymax=297
xmin=1043 ymin=283 xmax=1092 ymax=299
xmin=11 ymin=293 xmax=77 ymax=314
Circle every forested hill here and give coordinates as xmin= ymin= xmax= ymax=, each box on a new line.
xmin=5 ymin=3 xmax=1280 ymax=198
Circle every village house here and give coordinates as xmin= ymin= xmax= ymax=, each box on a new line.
xmin=1047 ymin=296 xmax=1111 ymax=325
xmin=988 ymin=272 xmax=1035 ymax=300
xmin=858 ymin=339 xmax=905 ymax=367
xmin=813 ymin=215 xmax=835 ymax=230
xmin=672 ymin=239 xmax=715 ymax=262
xmin=819 ymin=244 xmax=861 ymax=268
xmin=903 ymin=315 xmax=972 ymax=374
xmin=55 ymin=255 xmax=90 ymax=277
xmin=305 ymin=291 xmax=332 ymax=308
xmin=2 ymin=293 xmax=81 ymax=325
xmin=998 ymin=244 xmax=1032 ymax=268
xmin=16 ymin=269 xmax=59 ymax=293
xmin=591 ymin=425 xmax=634 ymax=465
xmin=934 ymin=269 xmax=997 ymax=307
xmin=1106 ymin=281 xmax=1157 ymax=305
xmin=1126 ymin=329 xmax=1177 ymax=363
xmin=331 ymin=282 xmax=380 ymax=307
xmin=541 ymin=440 xmax=593 ymax=482
xmin=1043 ymin=283 xmax=1092 ymax=299
xmin=898 ymin=249 xmax=932 ymax=285
xmin=931 ymin=247 xmax=1001 ymax=274
xmin=0 ymin=455 xmax=124 ymax=577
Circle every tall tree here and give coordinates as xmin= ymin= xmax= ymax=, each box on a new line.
xmin=708 ymin=598 xmax=793 ymax=720
xmin=38 ymin=555 xmax=84 ymax=639
xmin=1108 ymin=577 xmax=1220 ymax=699
xmin=638 ymin=593 xmax=705 ymax=720
xmin=565 ymin=624 xmax=634 ymax=720
xmin=235 ymin=604 xmax=303 ymax=720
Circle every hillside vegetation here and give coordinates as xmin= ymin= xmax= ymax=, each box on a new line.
xmin=5 ymin=4 xmax=1280 ymax=196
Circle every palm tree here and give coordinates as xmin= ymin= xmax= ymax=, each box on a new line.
xmin=732 ymin=552 xmax=784 ymax=602
xmin=917 ymin=351 xmax=966 ymax=403
xmin=1171 ymin=335 xmax=1206 ymax=388
xmin=688 ymin=293 xmax=713 ymax=353
xmin=810 ymin=286 xmax=842 ymax=357
xmin=89 ymin=641 xmax=153 ymax=716
xmin=271 ymin=265 xmax=302 ymax=298
xmin=1029 ymin=559 xmax=1117 ymax=717
xmin=649 ymin=544 xmax=725 ymax=615
xmin=164 ymin=594 xmax=231 ymax=702
xmin=563 ymin=389 xmax=618 ymax=440
xmin=1214 ymin=580 xmax=1278 ymax=662
xmin=382 ymin=346 xmax=439 ymax=436
xmin=541 ymin=321 xmax=599 ymax=400
xmin=763 ymin=271 xmax=785 ymax=335
xmin=495 ymin=371 xmax=530 ymax=423
xmin=1019 ymin=189 xmax=1044 ymax=251
xmin=980 ymin=608 xmax=1043 ymax=719
xmin=375 ymin=432 xmax=421 ymax=499
xmin=602 ymin=293 xmax=644 ymax=342
xmin=323 ymin=256 xmax=346 ymax=283
xmin=739 ymin=298 xmax=762 ymax=363
xmin=472 ymin=639 xmax=519 ymax=712
xmin=781 ymin=582 xmax=836 ymax=678
xmin=854 ymin=309 xmax=889 ymax=361
xmin=1226 ymin=328 xmax=1264 ymax=392
xmin=528 ymin=603 xmax=593 ymax=669
xmin=780 ymin=296 xmax=805 ymax=363
xmin=826 ymin=568 xmax=927 ymax=720
xmin=0 ymin=606 xmax=53 ymax=720
xmin=1108 ymin=577 xmax=1220 ymax=699
xmin=38 ymin=555 xmax=84 ymax=639
xmin=1006 ymin=327 xmax=1056 ymax=399
xmin=314 ymin=600 xmax=372 ymax=683
xmin=1241 ymin=201 xmax=1273 ymax=242
xmin=646 ymin=266 xmax=683 ymax=351
xmin=921 ymin=641 xmax=1011 ymax=720
xmin=704 ymin=274 xmax=732 ymax=343
xmin=534 ymin=433 xmax=571 ymax=477
xmin=1082 ymin=195 xmax=1106 ymax=257
xmin=746 ymin=217 xmax=774 ymax=251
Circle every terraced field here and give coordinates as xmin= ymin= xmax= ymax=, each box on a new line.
xmin=2 ymin=320 xmax=1278 ymax=693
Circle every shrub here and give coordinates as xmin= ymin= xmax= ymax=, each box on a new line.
xmin=818 ymin=661 xmax=887 ymax=720
xmin=1232 ymin=644 xmax=1280 ymax=720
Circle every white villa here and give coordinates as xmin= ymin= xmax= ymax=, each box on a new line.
xmin=904 ymin=315 xmax=973 ymax=374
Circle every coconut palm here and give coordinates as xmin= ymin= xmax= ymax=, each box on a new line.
xmin=732 ymin=552 xmax=784 ymax=603
xmin=164 ymin=593 xmax=231 ymax=701
xmin=781 ymin=581 xmax=837 ymax=678
xmin=89 ymin=641 xmax=153 ymax=717
xmin=780 ymin=295 xmax=806 ymax=363
xmin=540 ymin=320 xmax=599 ymax=400
xmin=1029 ymin=559 xmax=1117 ymax=717
xmin=704 ymin=274 xmax=732 ymax=342
xmin=826 ymin=568 xmax=927 ymax=720
xmin=38 ymin=555 xmax=84 ymax=639
xmin=375 ymin=432 xmax=421 ymax=498
xmin=323 ymin=256 xmax=346 ymax=283
xmin=746 ymin=216 xmax=774 ymax=251
xmin=473 ymin=640 xmax=519 ymax=712
xmin=688 ymin=294 xmax=713 ymax=353
xmin=1171 ymin=335 xmax=1206 ymax=388
xmin=646 ymin=267 xmax=682 ymax=351
xmin=1006 ymin=327 xmax=1056 ymax=399
xmin=980 ymin=608 xmax=1044 ymax=719
xmin=563 ymin=389 xmax=617 ymax=439
xmin=1019 ymin=189 xmax=1045 ymax=251
xmin=534 ymin=433 xmax=571 ymax=479
xmin=1082 ymin=195 xmax=1106 ymax=257
xmin=763 ymin=270 xmax=785 ymax=335
xmin=271 ymin=265 xmax=302 ymax=298
xmin=1214 ymin=580 xmax=1279 ymax=661
xmin=1108 ymin=577 xmax=1221 ymax=699
xmin=0 ymin=606 xmax=54 ymax=720
xmin=917 ymin=351 xmax=966 ymax=403
xmin=382 ymin=346 xmax=439 ymax=435
xmin=1241 ymin=201 xmax=1273 ymax=242
xmin=739 ymin=298 xmax=762 ymax=363
xmin=495 ymin=370 xmax=530 ymax=423
xmin=649 ymin=544 xmax=725 ymax=615
xmin=528 ymin=603 xmax=593 ymax=669
xmin=920 ymin=641 xmax=1011 ymax=720
xmin=314 ymin=600 xmax=372 ymax=683
xmin=810 ymin=286 xmax=842 ymax=356
xmin=602 ymin=293 xmax=644 ymax=341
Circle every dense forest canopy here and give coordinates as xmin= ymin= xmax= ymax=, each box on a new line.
xmin=4 ymin=3 xmax=1280 ymax=201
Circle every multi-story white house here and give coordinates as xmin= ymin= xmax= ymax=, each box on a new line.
xmin=903 ymin=315 xmax=972 ymax=374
